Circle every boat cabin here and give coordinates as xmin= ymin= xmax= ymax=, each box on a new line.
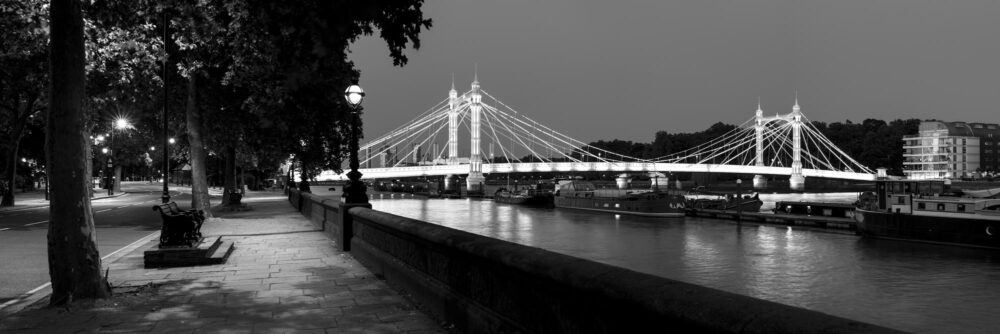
xmin=871 ymin=179 xmax=1000 ymax=215
xmin=557 ymin=180 xmax=595 ymax=193
xmin=872 ymin=180 xmax=945 ymax=214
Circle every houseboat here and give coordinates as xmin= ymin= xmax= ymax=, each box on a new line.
xmin=494 ymin=182 xmax=555 ymax=207
xmin=773 ymin=201 xmax=855 ymax=219
xmin=854 ymin=179 xmax=1000 ymax=249
xmin=686 ymin=188 xmax=764 ymax=213
xmin=553 ymin=180 xmax=685 ymax=217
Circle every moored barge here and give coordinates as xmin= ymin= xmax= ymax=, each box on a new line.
xmin=554 ymin=180 xmax=685 ymax=217
xmin=854 ymin=179 xmax=1000 ymax=249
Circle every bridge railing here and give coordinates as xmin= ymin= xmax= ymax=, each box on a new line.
xmin=320 ymin=162 xmax=874 ymax=181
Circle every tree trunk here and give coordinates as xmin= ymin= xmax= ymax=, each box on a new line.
xmin=298 ymin=160 xmax=311 ymax=192
xmin=1 ymin=116 xmax=29 ymax=206
xmin=113 ymin=164 xmax=122 ymax=193
xmin=1 ymin=143 xmax=17 ymax=206
xmin=185 ymin=74 xmax=212 ymax=216
xmin=222 ymin=146 xmax=237 ymax=205
xmin=46 ymin=0 xmax=109 ymax=305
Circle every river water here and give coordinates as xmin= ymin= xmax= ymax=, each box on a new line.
xmin=319 ymin=190 xmax=1000 ymax=333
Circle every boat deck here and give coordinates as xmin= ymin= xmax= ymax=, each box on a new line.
xmin=686 ymin=208 xmax=856 ymax=230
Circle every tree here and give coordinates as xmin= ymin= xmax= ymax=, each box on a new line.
xmin=0 ymin=0 xmax=49 ymax=206
xmin=644 ymin=122 xmax=737 ymax=160
xmin=47 ymin=0 xmax=110 ymax=305
xmin=163 ymin=0 xmax=432 ymax=201
xmin=75 ymin=0 xmax=432 ymax=210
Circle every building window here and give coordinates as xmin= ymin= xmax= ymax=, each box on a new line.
xmin=958 ymin=204 xmax=966 ymax=212
xmin=898 ymin=196 xmax=905 ymax=205
xmin=937 ymin=203 xmax=945 ymax=211
xmin=918 ymin=202 xmax=926 ymax=210
xmin=963 ymin=138 xmax=967 ymax=145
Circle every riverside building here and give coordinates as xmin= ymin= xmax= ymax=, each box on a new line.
xmin=902 ymin=121 xmax=1000 ymax=179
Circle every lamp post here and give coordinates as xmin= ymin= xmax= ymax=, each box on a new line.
xmin=109 ymin=118 xmax=132 ymax=195
xmin=736 ymin=178 xmax=743 ymax=225
xmin=343 ymin=84 xmax=368 ymax=204
xmin=105 ymin=152 xmax=112 ymax=196
xmin=148 ymin=146 xmax=156 ymax=183
xmin=161 ymin=9 xmax=171 ymax=204
xmin=91 ymin=135 xmax=105 ymax=195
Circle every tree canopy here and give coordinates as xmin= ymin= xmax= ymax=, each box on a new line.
xmin=26 ymin=0 xmax=433 ymax=304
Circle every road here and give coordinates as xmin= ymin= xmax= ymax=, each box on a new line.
xmin=0 ymin=183 xmax=187 ymax=305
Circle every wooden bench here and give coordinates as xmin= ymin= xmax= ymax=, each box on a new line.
xmin=166 ymin=202 xmax=206 ymax=223
xmin=153 ymin=202 xmax=205 ymax=247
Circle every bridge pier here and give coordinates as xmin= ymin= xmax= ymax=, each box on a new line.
xmin=616 ymin=174 xmax=631 ymax=189
xmin=789 ymin=174 xmax=805 ymax=191
xmin=753 ymin=175 xmax=767 ymax=189
xmin=466 ymin=174 xmax=486 ymax=193
xmin=444 ymin=174 xmax=458 ymax=193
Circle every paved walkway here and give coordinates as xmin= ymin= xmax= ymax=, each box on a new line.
xmin=0 ymin=191 xmax=445 ymax=333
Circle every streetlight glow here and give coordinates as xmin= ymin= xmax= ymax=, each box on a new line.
xmin=168 ymin=137 xmax=176 ymax=144
xmin=150 ymin=146 xmax=156 ymax=151
xmin=344 ymin=85 xmax=365 ymax=108
xmin=114 ymin=117 xmax=131 ymax=130
xmin=101 ymin=148 xmax=109 ymax=154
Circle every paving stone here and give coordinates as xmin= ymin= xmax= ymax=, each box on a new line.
xmin=251 ymin=323 xmax=327 ymax=334
xmin=0 ymin=191 xmax=443 ymax=334
xmin=255 ymin=289 xmax=304 ymax=298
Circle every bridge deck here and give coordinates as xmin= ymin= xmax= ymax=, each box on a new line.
xmin=316 ymin=162 xmax=874 ymax=181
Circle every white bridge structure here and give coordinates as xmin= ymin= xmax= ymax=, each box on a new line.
xmin=318 ymin=75 xmax=875 ymax=191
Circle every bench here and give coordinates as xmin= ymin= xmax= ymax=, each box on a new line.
xmin=153 ymin=202 xmax=205 ymax=247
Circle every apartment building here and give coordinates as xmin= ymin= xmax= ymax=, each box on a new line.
xmin=902 ymin=121 xmax=1000 ymax=179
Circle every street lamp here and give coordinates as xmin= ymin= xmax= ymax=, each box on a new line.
xmin=108 ymin=117 xmax=132 ymax=195
xmin=343 ymin=84 xmax=368 ymax=204
xmin=114 ymin=118 xmax=130 ymax=130
xmin=736 ymin=178 xmax=743 ymax=225
xmin=161 ymin=10 xmax=171 ymax=204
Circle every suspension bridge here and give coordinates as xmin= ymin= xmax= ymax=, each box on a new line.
xmin=315 ymin=74 xmax=875 ymax=191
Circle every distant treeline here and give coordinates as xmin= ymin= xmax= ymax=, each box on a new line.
xmin=585 ymin=119 xmax=921 ymax=175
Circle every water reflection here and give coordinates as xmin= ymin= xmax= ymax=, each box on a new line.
xmin=353 ymin=193 xmax=1000 ymax=334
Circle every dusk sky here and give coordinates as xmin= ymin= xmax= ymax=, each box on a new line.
xmin=349 ymin=0 xmax=1000 ymax=144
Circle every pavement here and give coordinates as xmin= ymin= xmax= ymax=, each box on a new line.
xmin=0 ymin=190 xmax=445 ymax=333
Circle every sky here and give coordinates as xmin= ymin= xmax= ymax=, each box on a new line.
xmin=349 ymin=0 xmax=1000 ymax=144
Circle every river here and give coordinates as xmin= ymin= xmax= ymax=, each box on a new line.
xmin=317 ymin=189 xmax=1000 ymax=334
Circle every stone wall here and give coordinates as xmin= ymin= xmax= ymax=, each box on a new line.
xmin=286 ymin=189 xmax=899 ymax=334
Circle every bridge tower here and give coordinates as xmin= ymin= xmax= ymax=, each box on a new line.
xmin=752 ymin=102 xmax=768 ymax=189
xmin=466 ymin=72 xmax=486 ymax=192
xmin=447 ymin=77 xmax=459 ymax=165
xmin=789 ymin=98 xmax=805 ymax=191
